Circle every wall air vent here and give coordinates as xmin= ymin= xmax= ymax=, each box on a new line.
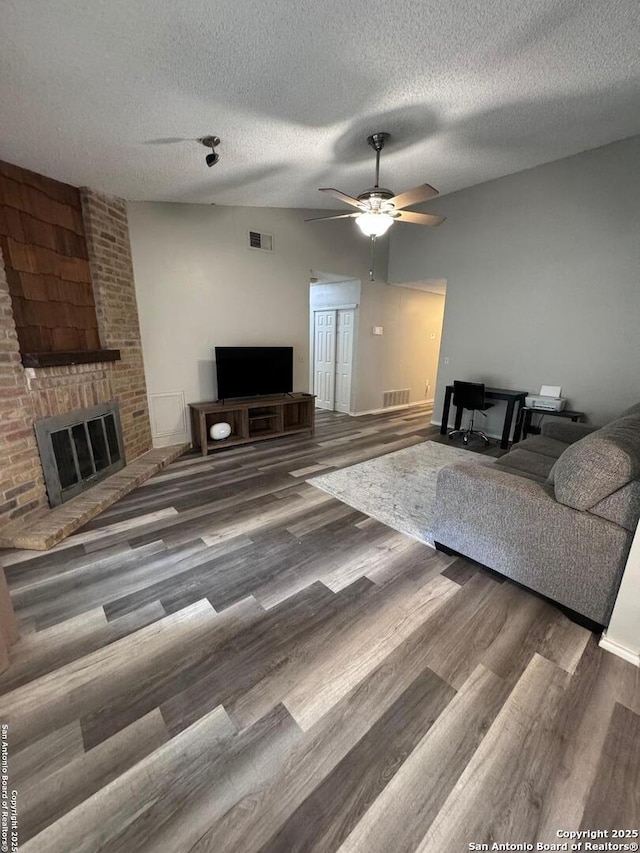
xmin=383 ymin=389 xmax=411 ymax=408
xmin=248 ymin=231 xmax=274 ymax=252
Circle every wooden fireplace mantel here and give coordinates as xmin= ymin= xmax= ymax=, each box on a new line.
xmin=21 ymin=349 xmax=121 ymax=368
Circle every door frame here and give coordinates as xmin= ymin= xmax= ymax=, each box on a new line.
xmin=310 ymin=304 xmax=358 ymax=414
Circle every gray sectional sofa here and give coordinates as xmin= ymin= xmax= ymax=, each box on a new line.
xmin=432 ymin=403 xmax=640 ymax=626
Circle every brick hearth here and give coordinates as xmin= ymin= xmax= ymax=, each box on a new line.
xmin=0 ymin=443 xmax=187 ymax=551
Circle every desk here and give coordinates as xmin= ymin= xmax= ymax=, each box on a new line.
xmin=440 ymin=385 xmax=528 ymax=450
xmin=516 ymin=407 xmax=585 ymax=441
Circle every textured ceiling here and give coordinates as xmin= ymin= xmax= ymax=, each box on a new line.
xmin=2 ymin=0 xmax=640 ymax=208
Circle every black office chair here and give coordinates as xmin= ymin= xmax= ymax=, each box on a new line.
xmin=448 ymin=381 xmax=494 ymax=446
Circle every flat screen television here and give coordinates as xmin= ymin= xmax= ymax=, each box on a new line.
xmin=215 ymin=346 xmax=294 ymax=399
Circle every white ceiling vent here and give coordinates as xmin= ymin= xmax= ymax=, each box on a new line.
xmin=248 ymin=230 xmax=274 ymax=252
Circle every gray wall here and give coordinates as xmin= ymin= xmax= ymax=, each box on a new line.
xmin=389 ymin=135 xmax=640 ymax=434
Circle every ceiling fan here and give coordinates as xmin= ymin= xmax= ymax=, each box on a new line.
xmin=306 ymin=132 xmax=446 ymax=238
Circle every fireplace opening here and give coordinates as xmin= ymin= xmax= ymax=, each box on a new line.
xmin=35 ymin=402 xmax=126 ymax=506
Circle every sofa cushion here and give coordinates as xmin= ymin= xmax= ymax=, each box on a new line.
xmin=518 ymin=435 xmax=569 ymax=459
xmin=493 ymin=448 xmax=556 ymax=483
xmin=553 ymin=414 xmax=640 ymax=510
xmin=590 ymin=481 xmax=640 ymax=532
xmin=541 ymin=420 xmax=597 ymax=444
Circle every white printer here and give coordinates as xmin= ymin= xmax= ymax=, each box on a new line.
xmin=525 ymin=385 xmax=567 ymax=412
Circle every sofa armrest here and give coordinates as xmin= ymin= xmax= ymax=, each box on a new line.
xmin=432 ymin=461 xmax=630 ymax=625
xmin=540 ymin=420 xmax=597 ymax=443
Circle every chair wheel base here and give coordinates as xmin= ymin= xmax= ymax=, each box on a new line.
xmin=448 ymin=427 xmax=491 ymax=448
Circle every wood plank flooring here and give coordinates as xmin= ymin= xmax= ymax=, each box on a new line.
xmin=0 ymin=403 xmax=638 ymax=852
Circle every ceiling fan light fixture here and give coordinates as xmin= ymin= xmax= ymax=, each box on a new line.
xmin=355 ymin=211 xmax=394 ymax=237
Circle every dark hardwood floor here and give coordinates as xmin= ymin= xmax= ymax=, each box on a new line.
xmin=0 ymin=404 xmax=638 ymax=852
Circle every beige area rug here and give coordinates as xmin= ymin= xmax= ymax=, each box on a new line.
xmin=309 ymin=440 xmax=494 ymax=547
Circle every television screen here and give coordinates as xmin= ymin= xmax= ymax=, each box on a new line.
xmin=215 ymin=346 xmax=294 ymax=399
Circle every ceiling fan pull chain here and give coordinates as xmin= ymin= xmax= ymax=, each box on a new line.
xmin=369 ymin=235 xmax=376 ymax=281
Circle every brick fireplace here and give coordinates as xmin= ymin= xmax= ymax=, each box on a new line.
xmin=0 ymin=160 xmax=152 ymax=533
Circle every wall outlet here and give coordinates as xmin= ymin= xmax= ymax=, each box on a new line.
xmin=444 ymin=357 xmax=450 ymax=364
xmin=372 ymin=326 xmax=384 ymax=336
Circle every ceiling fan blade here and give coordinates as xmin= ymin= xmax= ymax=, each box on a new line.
xmin=395 ymin=210 xmax=446 ymax=226
xmin=305 ymin=212 xmax=360 ymax=222
xmin=388 ymin=183 xmax=439 ymax=210
xmin=318 ymin=188 xmax=365 ymax=209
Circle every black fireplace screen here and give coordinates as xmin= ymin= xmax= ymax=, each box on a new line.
xmin=35 ymin=402 xmax=126 ymax=506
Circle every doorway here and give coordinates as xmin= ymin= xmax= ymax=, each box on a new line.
xmin=312 ymin=307 xmax=356 ymax=412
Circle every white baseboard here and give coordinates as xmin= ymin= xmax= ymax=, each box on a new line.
xmin=599 ymin=632 xmax=640 ymax=667
xmin=352 ymin=400 xmax=434 ymax=417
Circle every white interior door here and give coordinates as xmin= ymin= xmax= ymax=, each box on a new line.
xmin=313 ymin=310 xmax=336 ymax=410
xmin=334 ymin=309 xmax=354 ymax=413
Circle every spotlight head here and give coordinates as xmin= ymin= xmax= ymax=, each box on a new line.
xmin=200 ymin=135 xmax=221 ymax=168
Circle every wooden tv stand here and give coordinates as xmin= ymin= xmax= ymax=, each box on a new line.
xmin=189 ymin=393 xmax=315 ymax=456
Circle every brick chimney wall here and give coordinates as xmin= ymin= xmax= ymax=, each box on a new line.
xmin=80 ymin=189 xmax=152 ymax=462
xmin=0 ymin=164 xmax=151 ymax=532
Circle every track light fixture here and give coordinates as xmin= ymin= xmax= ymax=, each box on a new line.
xmin=200 ymin=135 xmax=221 ymax=167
